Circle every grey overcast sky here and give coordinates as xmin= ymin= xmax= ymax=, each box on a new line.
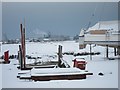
xmin=2 ymin=2 xmax=118 ymax=39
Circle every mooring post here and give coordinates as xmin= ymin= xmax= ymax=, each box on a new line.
xmin=106 ymin=45 xmax=109 ymax=59
xmin=90 ymin=44 xmax=92 ymax=60
xmin=23 ymin=27 xmax=26 ymax=68
xmin=117 ymin=46 xmax=120 ymax=56
xmin=23 ymin=18 xmax=26 ymax=68
xmin=20 ymin=24 xmax=24 ymax=69
xmin=58 ymin=45 xmax=62 ymax=67
xmin=20 ymin=23 xmax=26 ymax=69
xmin=114 ymin=47 xmax=117 ymax=56
xmin=4 ymin=50 xmax=9 ymax=63
xmin=19 ymin=45 xmax=23 ymax=70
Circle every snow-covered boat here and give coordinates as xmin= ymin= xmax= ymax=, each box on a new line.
xmin=79 ymin=20 xmax=120 ymax=55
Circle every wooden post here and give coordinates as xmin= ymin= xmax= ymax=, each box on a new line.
xmin=106 ymin=45 xmax=109 ymax=59
xmin=23 ymin=18 xmax=26 ymax=68
xmin=20 ymin=24 xmax=24 ymax=68
xmin=4 ymin=50 xmax=9 ymax=63
xmin=58 ymin=45 xmax=62 ymax=67
xmin=19 ymin=45 xmax=23 ymax=69
xmin=114 ymin=47 xmax=117 ymax=56
xmin=23 ymin=27 xmax=26 ymax=68
xmin=117 ymin=46 xmax=120 ymax=55
xmin=20 ymin=23 xmax=26 ymax=69
xmin=90 ymin=44 xmax=92 ymax=60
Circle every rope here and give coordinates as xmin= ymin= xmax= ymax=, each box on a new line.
xmin=98 ymin=3 xmax=105 ymax=29
xmin=87 ymin=3 xmax=98 ymax=29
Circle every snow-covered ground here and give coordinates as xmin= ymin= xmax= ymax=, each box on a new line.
xmin=0 ymin=41 xmax=118 ymax=88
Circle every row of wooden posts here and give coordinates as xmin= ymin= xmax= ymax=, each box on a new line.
xmin=89 ymin=44 xmax=120 ymax=60
xmin=18 ymin=23 xmax=63 ymax=70
xmin=106 ymin=45 xmax=120 ymax=59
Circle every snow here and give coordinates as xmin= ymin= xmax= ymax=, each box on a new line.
xmin=73 ymin=58 xmax=86 ymax=61
xmin=30 ymin=68 xmax=91 ymax=76
xmin=0 ymin=41 xmax=118 ymax=88
xmin=87 ymin=20 xmax=119 ymax=31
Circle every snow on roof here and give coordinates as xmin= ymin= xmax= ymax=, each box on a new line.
xmin=87 ymin=20 xmax=119 ymax=32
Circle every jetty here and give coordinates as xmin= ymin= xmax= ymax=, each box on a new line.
xmin=18 ymin=68 xmax=93 ymax=81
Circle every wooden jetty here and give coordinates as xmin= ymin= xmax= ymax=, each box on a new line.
xmin=18 ymin=68 xmax=93 ymax=81
xmin=31 ymin=72 xmax=93 ymax=81
xmin=17 ymin=22 xmax=93 ymax=81
xmin=17 ymin=61 xmax=58 ymax=70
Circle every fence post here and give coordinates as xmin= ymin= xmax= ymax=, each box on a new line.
xmin=58 ymin=45 xmax=62 ymax=67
